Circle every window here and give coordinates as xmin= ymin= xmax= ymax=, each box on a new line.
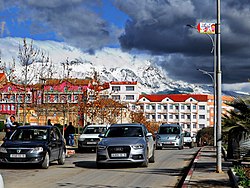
xmin=152 ymin=114 xmax=156 ymax=119
xmin=125 ymin=95 xmax=134 ymax=100
xmin=187 ymin=105 xmax=191 ymax=110
xmin=74 ymin=95 xmax=78 ymax=101
xmin=175 ymin=105 xmax=179 ymax=110
xmin=78 ymin=86 xmax=82 ymax=91
xmin=67 ymin=95 xmax=71 ymax=102
xmin=193 ymin=105 xmax=196 ymax=110
xmin=169 ymin=104 xmax=173 ymax=110
xmin=187 ymin=124 xmax=190 ymax=129
xmin=54 ymin=95 xmax=58 ymax=102
xmin=181 ymin=114 xmax=185 ymax=119
xmin=193 ymin=123 xmax=197 ymax=128
xmin=163 ymin=115 xmax=167 ymax=120
xmin=112 ymin=86 xmax=120 ymax=91
xmin=199 ymin=115 xmax=205 ymax=119
xmin=50 ymin=86 xmax=54 ymax=91
xmin=193 ymin=114 xmax=197 ymax=119
xmin=126 ymin=86 xmax=134 ymax=91
xmin=175 ymin=115 xmax=179 ymax=119
xmin=163 ymin=105 xmax=167 ymax=110
xmin=146 ymin=114 xmax=150 ymax=119
xmin=158 ymin=115 xmax=161 ymax=119
xmin=8 ymin=86 xmax=12 ymax=91
xmin=169 ymin=114 xmax=173 ymax=119
xmin=112 ymin=95 xmax=120 ymax=100
xmin=187 ymin=115 xmax=191 ymax=119
xmin=199 ymin=124 xmax=205 ymax=129
xmin=146 ymin=105 xmax=150 ymax=110
xmin=152 ymin=105 xmax=155 ymax=110
xmin=64 ymin=86 xmax=68 ymax=92
xmin=181 ymin=105 xmax=185 ymax=110
xmin=158 ymin=105 xmax=161 ymax=110
xmin=199 ymin=105 xmax=205 ymax=110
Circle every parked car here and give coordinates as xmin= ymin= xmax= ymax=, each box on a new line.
xmin=78 ymin=124 xmax=109 ymax=152
xmin=0 ymin=125 xmax=66 ymax=169
xmin=155 ymin=123 xmax=184 ymax=150
xmin=96 ymin=123 xmax=155 ymax=168
xmin=183 ymin=131 xmax=194 ymax=148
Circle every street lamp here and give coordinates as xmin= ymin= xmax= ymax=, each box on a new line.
xmin=197 ymin=68 xmax=216 ymax=147
xmin=187 ymin=24 xmax=217 ymax=147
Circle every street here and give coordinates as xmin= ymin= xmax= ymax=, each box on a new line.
xmin=0 ymin=147 xmax=199 ymax=188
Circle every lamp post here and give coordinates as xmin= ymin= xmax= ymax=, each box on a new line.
xmin=197 ymin=68 xmax=216 ymax=147
xmin=187 ymin=24 xmax=217 ymax=147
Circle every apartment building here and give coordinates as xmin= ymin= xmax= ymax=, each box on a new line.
xmin=135 ymin=94 xmax=234 ymax=136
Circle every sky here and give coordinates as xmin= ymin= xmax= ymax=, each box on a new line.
xmin=0 ymin=0 xmax=250 ymax=92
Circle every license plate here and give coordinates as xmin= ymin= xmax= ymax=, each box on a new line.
xmin=10 ymin=154 xmax=26 ymax=158
xmin=111 ymin=153 xmax=127 ymax=157
xmin=87 ymin=142 xmax=97 ymax=144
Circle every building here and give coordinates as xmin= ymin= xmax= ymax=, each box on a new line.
xmin=135 ymin=94 xmax=234 ymax=136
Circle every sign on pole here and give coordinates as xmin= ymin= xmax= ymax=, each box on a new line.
xmin=197 ymin=22 xmax=216 ymax=34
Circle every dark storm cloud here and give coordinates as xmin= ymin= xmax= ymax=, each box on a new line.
xmin=0 ymin=0 xmax=119 ymax=50
xmin=113 ymin=0 xmax=250 ymax=84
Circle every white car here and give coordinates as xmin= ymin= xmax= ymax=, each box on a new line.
xmin=0 ymin=174 xmax=4 ymax=188
xmin=78 ymin=124 xmax=109 ymax=152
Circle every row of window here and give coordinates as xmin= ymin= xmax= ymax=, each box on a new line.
xmin=111 ymin=86 xmax=135 ymax=91
xmin=145 ymin=114 xmax=206 ymax=120
xmin=0 ymin=104 xmax=15 ymax=111
xmin=143 ymin=104 xmax=206 ymax=110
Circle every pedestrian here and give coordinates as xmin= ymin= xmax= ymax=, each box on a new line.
xmin=65 ymin=122 xmax=75 ymax=146
xmin=64 ymin=124 xmax=69 ymax=145
xmin=4 ymin=115 xmax=18 ymax=139
xmin=48 ymin=119 xmax=52 ymax=126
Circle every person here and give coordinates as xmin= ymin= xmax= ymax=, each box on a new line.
xmin=65 ymin=122 xmax=75 ymax=146
xmin=64 ymin=124 xmax=68 ymax=144
xmin=4 ymin=115 xmax=18 ymax=139
xmin=48 ymin=119 xmax=52 ymax=126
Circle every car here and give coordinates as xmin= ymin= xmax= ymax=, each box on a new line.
xmin=0 ymin=125 xmax=66 ymax=169
xmin=78 ymin=124 xmax=109 ymax=152
xmin=183 ymin=131 xmax=194 ymax=148
xmin=155 ymin=123 xmax=184 ymax=150
xmin=96 ymin=123 xmax=155 ymax=168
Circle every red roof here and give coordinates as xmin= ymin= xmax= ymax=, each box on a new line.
xmin=138 ymin=94 xmax=209 ymax=102
xmin=110 ymin=81 xmax=137 ymax=85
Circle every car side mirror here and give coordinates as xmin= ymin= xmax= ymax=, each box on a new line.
xmin=146 ymin=133 xmax=152 ymax=137
xmin=99 ymin=133 xmax=105 ymax=138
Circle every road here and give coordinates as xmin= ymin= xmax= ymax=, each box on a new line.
xmin=0 ymin=147 xmax=199 ymax=188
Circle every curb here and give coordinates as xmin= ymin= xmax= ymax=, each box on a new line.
xmin=181 ymin=147 xmax=202 ymax=188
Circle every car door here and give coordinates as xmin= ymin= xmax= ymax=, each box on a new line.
xmin=49 ymin=128 xmax=59 ymax=161
xmin=53 ymin=127 xmax=64 ymax=159
xmin=143 ymin=126 xmax=154 ymax=158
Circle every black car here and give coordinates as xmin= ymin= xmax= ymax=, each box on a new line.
xmin=0 ymin=125 xmax=66 ymax=169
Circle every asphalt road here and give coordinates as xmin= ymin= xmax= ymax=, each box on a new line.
xmin=0 ymin=147 xmax=199 ymax=188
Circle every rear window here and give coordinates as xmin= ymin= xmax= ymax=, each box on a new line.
xmin=159 ymin=127 xmax=180 ymax=134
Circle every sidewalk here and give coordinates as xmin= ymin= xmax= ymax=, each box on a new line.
xmin=182 ymin=146 xmax=233 ymax=188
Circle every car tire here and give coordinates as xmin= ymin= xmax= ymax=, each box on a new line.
xmin=41 ymin=152 xmax=50 ymax=169
xmin=149 ymin=148 xmax=155 ymax=163
xmin=58 ymin=150 xmax=66 ymax=165
xmin=156 ymin=146 xmax=162 ymax=150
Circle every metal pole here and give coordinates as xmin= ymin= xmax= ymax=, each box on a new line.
xmin=213 ymin=34 xmax=217 ymax=147
xmin=216 ymin=0 xmax=222 ymax=173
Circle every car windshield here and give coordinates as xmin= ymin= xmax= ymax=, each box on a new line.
xmin=105 ymin=127 xmax=143 ymax=137
xmin=10 ymin=128 xmax=48 ymax=141
xmin=184 ymin=132 xmax=191 ymax=137
xmin=159 ymin=127 xmax=180 ymax=134
xmin=83 ymin=127 xmax=107 ymax=134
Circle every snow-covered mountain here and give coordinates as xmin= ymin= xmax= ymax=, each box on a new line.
xmin=0 ymin=37 xmax=226 ymax=94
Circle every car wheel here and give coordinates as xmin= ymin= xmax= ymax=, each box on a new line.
xmin=58 ymin=150 xmax=66 ymax=165
xmin=41 ymin=152 xmax=50 ymax=169
xmin=149 ymin=148 xmax=155 ymax=163
xmin=156 ymin=146 xmax=162 ymax=150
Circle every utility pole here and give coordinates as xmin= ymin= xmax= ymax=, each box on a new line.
xmin=216 ymin=0 xmax=222 ymax=173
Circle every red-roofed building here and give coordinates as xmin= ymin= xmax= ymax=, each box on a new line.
xmin=135 ymin=94 xmax=234 ymax=137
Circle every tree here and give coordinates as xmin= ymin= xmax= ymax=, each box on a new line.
xmin=222 ymin=97 xmax=250 ymax=159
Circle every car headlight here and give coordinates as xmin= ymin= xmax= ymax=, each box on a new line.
xmin=0 ymin=147 xmax=7 ymax=153
xmin=30 ymin=147 xmax=43 ymax=153
xmin=78 ymin=137 xmax=85 ymax=142
xmin=132 ymin=144 xmax=144 ymax=149
xmin=97 ymin=145 xmax=107 ymax=150
xmin=156 ymin=136 xmax=161 ymax=140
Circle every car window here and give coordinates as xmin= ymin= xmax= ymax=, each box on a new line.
xmin=11 ymin=129 xmax=48 ymax=141
xmin=159 ymin=127 xmax=180 ymax=134
xmin=83 ymin=127 xmax=107 ymax=134
xmin=184 ymin=132 xmax=191 ymax=137
xmin=105 ymin=127 xmax=143 ymax=137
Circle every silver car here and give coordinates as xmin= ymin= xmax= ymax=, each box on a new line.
xmin=96 ymin=123 xmax=155 ymax=168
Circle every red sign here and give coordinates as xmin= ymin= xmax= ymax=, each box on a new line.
xmin=197 ymin=22 xmax=216 ymax=34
